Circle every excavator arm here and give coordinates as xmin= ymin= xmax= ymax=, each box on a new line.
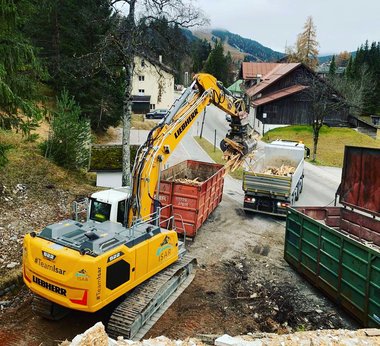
xmin=129 ymin=73 xmax=257 ymax=223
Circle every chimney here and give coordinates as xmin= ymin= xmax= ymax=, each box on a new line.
xmin=256 ymin=74 xmax=262 ymax=85
xmin=159 ymin=55 xmax=163 ymax=64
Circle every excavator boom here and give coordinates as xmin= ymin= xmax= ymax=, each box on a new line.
xmin=130 ymin=73 xmax=257 ymax=222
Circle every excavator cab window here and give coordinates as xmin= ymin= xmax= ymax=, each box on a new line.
xmin=117 ymin=200 xmax=128 ymax=225
xmin=89 ymin=199 xmax=111 ymax=223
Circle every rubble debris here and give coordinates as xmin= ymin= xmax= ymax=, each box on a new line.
xmin=215 ymin=330 xmax=380 ymax=346
xmin=61 ymin=322 xmax=203 ymax=346
xmin=64 ymin=324 xmax=380 ymax=346
xmin=223 ymin=257 xmax=348 ymax=332
xmin=6 ymin=262 xmax=19 ymax=269
xmin=60 ymin=322 xmax=112 ymax=346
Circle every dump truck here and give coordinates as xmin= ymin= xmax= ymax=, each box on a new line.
xmin=243 ymin=140 xmax=307 ymax=216
xmin=284 ymin=146 xmax=380 ymax=327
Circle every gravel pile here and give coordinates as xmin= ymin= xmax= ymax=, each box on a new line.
xmin=0 ymin=183 xmax=73 ymax=275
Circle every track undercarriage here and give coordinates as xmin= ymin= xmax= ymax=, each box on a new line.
xmin=31 ymin=255 xmax=196 ymax=341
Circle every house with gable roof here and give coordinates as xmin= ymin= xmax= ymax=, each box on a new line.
xmin=240 ymin=62 xmax=349 ymax=135
xmin=132 ymin=56 xmax=175 ymax=114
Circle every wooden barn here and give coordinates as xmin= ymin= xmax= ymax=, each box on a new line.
xmin=240 ymin=62 xmax=349 ymax=134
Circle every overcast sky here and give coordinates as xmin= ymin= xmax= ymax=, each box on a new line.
xmin=195 ymin=0 xmax=380 ymax=55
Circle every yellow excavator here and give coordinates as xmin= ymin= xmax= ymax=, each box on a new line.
xmin=22 ymin=73 xmax=257 ymax=340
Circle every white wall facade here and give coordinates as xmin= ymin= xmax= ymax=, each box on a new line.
xmin=132 ymin=56 xmax=175 ymax=111
xmin=96 ymin=172 xmax=122 ymax=188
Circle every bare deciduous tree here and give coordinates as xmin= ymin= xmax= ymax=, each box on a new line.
xmin=107 ymin=0 xmax=208 ymax=186
xmin=301 ymin=72 xmax=347 ymax=161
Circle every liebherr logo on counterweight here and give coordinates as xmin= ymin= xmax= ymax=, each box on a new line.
xmin=174 ymin=109 xmax=198 ymax=139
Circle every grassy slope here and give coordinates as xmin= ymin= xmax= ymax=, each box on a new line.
xmin=263 ymin=125 xmax=380 ymax=167
xmin=132 ymin=115 xmax=157 ymax=130
xmin=192 ymin=30 xmax=247 ymax=62
xmin=1 ymin=130 xmax=95 ymax=192
xmin=0 ymin=130 xmax=97 ymax=289
xmin=194 ymin=136 xmax=243 ymax=179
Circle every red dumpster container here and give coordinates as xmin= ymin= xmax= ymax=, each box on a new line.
xmin=157 ymin=160 xmax=224 ymax=237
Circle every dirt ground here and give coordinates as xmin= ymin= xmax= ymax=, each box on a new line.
xmin=0 ymin=194 xmax=357 ymax=346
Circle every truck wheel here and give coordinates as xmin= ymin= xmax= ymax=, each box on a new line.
xmin=290 ymin=194 xmax=295 ymax=205
xmin=295 ymin=187 xmax=299 ymax=201
xmin=299 ymin=179 xmax=303 ymax=193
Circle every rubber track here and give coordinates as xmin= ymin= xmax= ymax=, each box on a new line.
xmin=31 ymin=294 xmax=69 ymax=320
xmin=107 ymin=255 xmax=196 ymax=340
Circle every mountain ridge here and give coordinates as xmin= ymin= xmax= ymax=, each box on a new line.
xmin=188 ymin=29 xmax=354 ymax=64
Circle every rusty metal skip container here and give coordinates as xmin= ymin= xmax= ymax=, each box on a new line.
xmin=156 ymin=160 xmax=224 ymax=237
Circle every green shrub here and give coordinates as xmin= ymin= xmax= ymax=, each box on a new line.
xmin=0 ymin=143 xmax=12 ymax=168
xmin=42 ymin=90 xmax=91 ymax=169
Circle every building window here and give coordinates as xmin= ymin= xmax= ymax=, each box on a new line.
xmin=138 ymin=89 xmax=145 ymax=95
xmin=150 ymin=104 xmax=155 ymax=110
xmin=138 ymin=75 xmax=145 ymax=81
xmin=141 ymin=59 xmax=145 ymax=67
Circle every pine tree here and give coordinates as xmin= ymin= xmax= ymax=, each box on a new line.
xmin=24 ymin=0 xmax=123 ymax=132
xmin=204 ymin=40 xmax=228 ymax=85
xmin=225 ymin=51 xmax=234 ymax=86
xmin=329 ymin=55 xmax=336 ymax=76
xmin=0 ymin=0 xmax=44 ymax=135
xmin=44 ymin=90 xmax=91 ymax=169
xmin=345 ymin=55 xmax=354 ymax=79
xmin=348 ymin=40 xmax=380 ymax=114
xmin=287 ymin=16 xmax=319 ymax=69
xmin=192 ymin=39 xmax=211 ymax=73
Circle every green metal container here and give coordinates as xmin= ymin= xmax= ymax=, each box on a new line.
xmin=284 ymin=146 xmax=380 ymax=327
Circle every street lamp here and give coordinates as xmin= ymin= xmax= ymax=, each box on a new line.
xmin=262 ymin=112 xmax=267 ymax=136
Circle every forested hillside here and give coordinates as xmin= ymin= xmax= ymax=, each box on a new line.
xmin=211 ymin=29 xmax=284 ymax=62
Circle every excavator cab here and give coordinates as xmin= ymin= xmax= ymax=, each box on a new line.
xmin=88 ymin=188 xmax=131 ymax=225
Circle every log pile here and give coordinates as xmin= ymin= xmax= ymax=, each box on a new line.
xmin=262 ymin=164 xmax=295 ymax=176
xmin=223 ymin=150 xmax=243 ymax=174
xmin=221 ymin=137 xmax=258 ymax=175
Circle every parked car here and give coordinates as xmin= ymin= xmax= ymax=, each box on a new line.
xmin=145 ymin=109 xmax=168 ymax=119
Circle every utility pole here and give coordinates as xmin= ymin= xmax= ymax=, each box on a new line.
xmin=199 ymin=108 xmax=206 ymax=139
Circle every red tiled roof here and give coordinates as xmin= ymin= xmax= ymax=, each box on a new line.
xmin=252 ymin=85 xmax=308 ymax=106
xmin=246 ymin=63 xmax=301 ymax=97
xmin=242 ymin=62 xmax=280 ymax=79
